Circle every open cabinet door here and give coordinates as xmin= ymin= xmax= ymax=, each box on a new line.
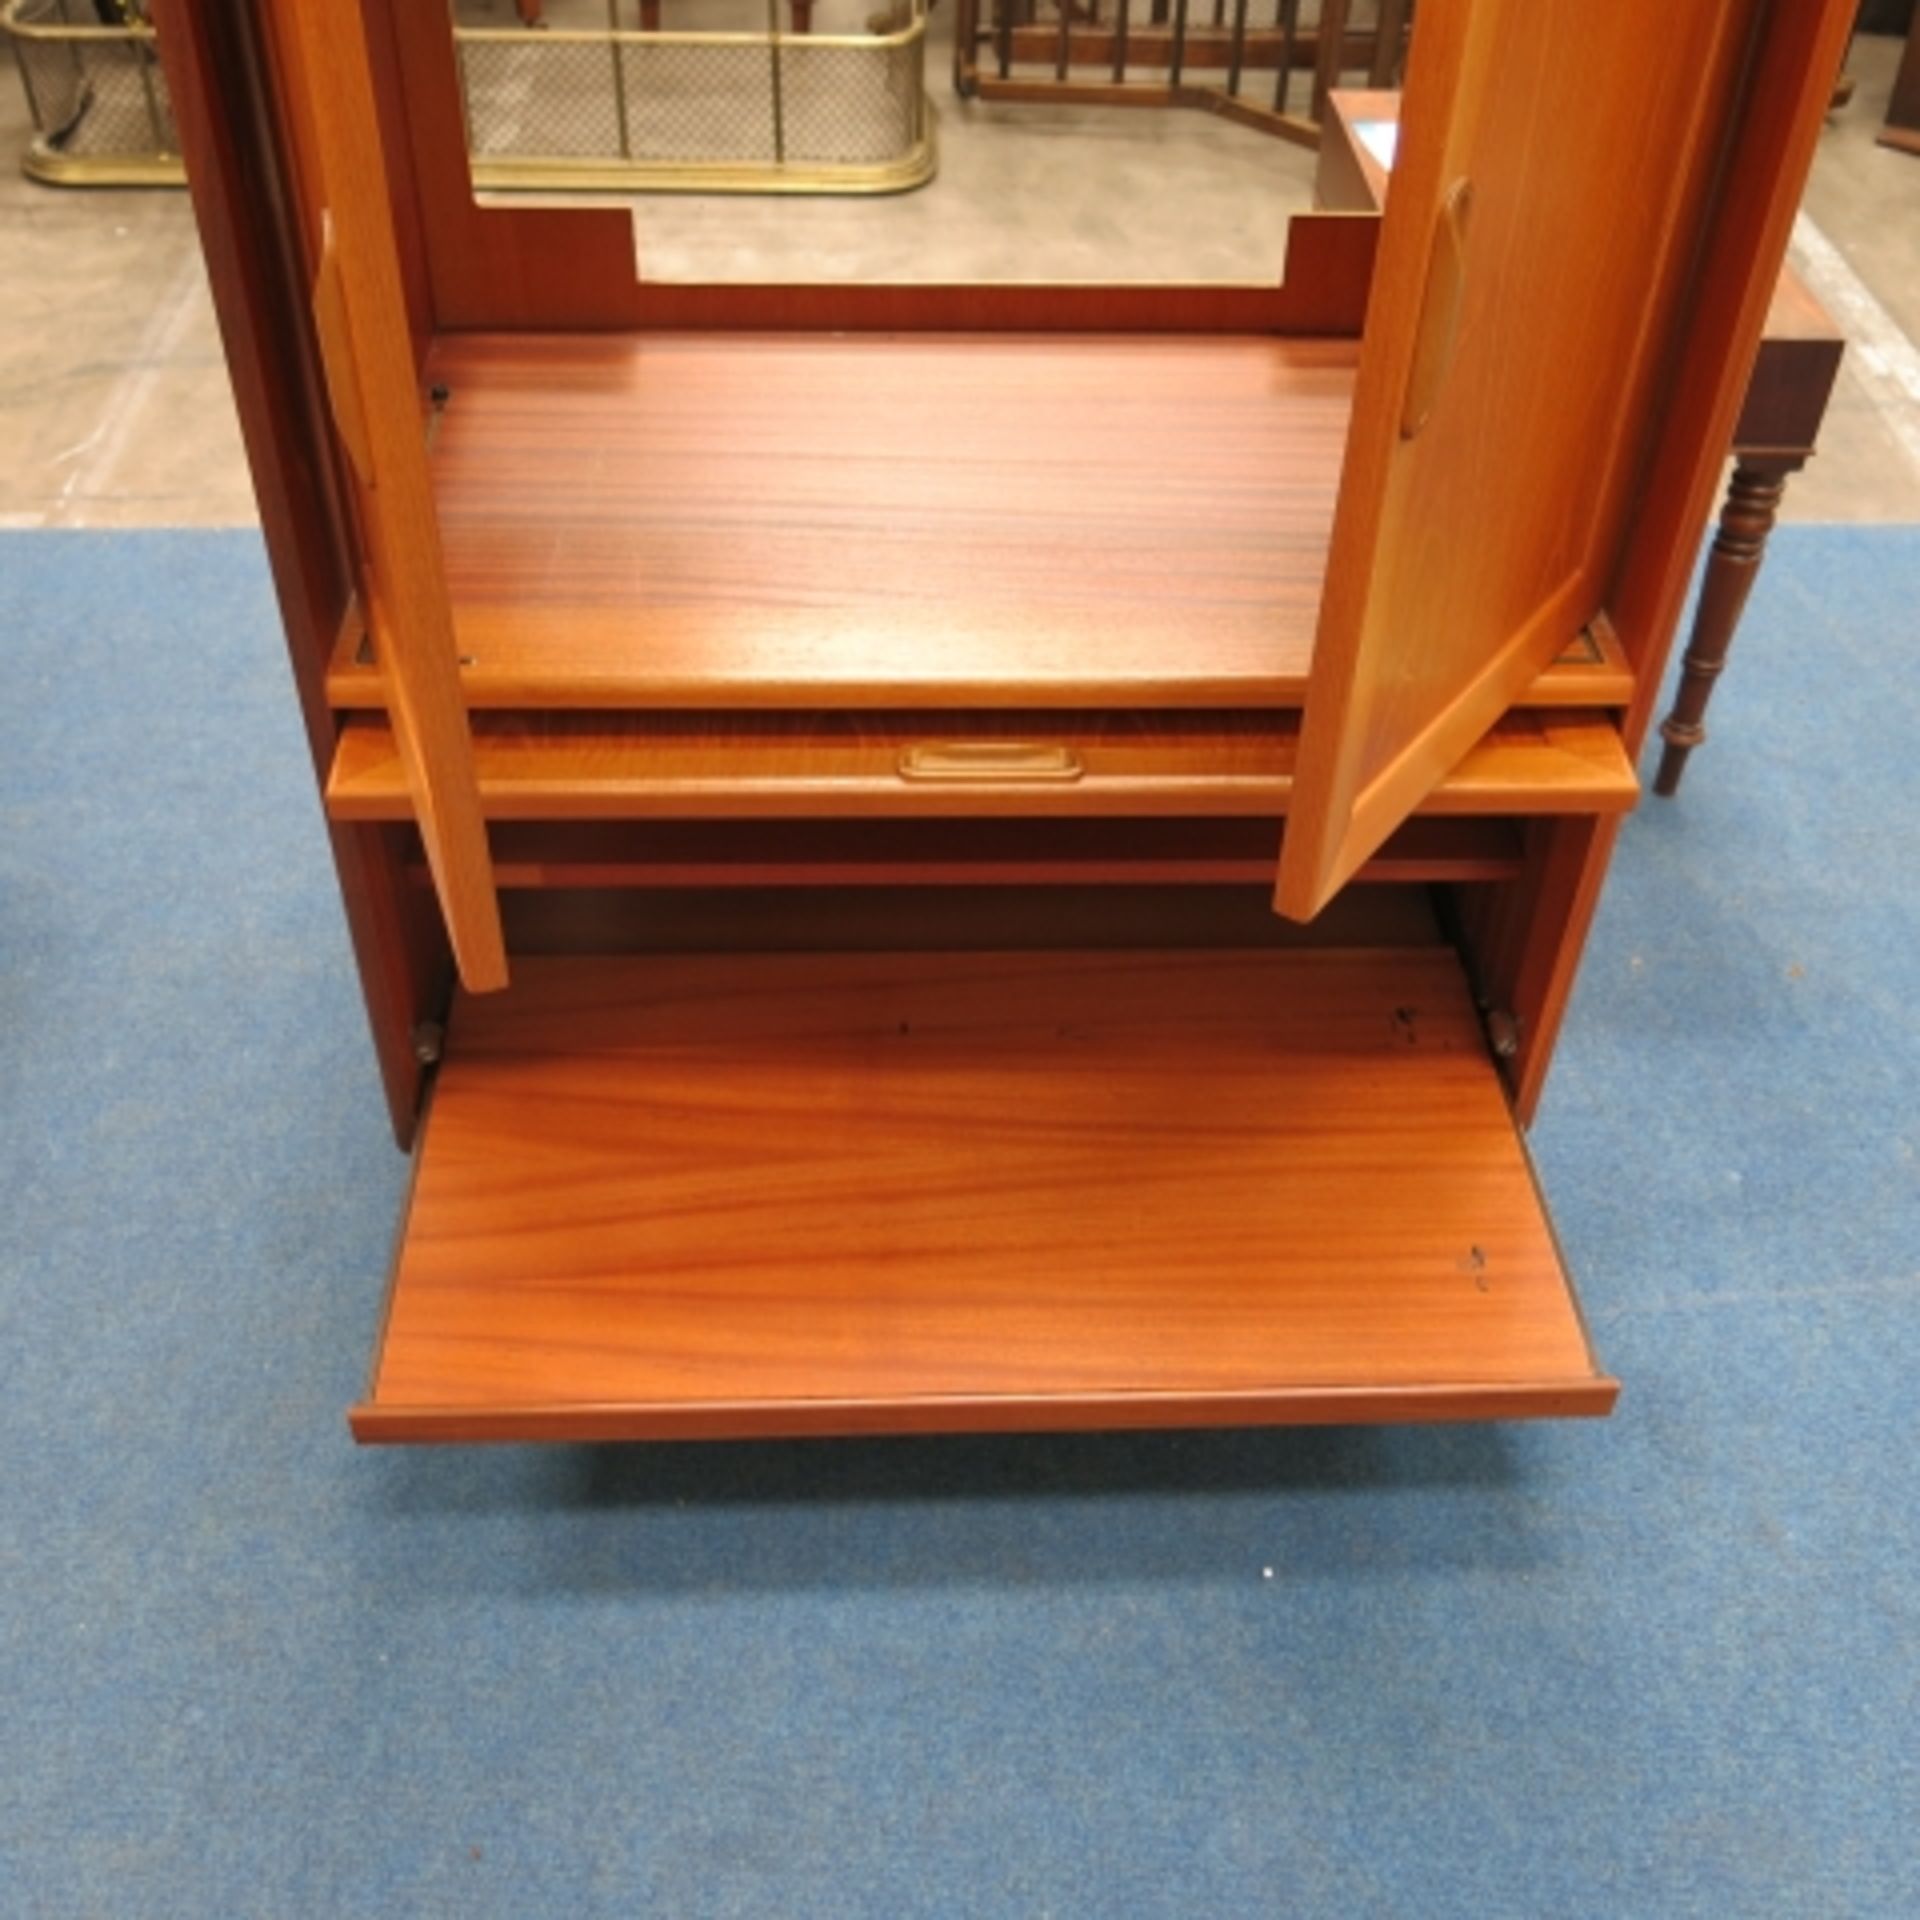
xmin=1275 ymin=0 xmax=1832 ymax=920
xmin=271 ymin=0 xmax=506 ymax=991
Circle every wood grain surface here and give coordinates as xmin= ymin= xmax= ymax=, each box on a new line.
xmin=355 ymin=947 xmax=1613 ymax=1440
xmin=326 ymin=607 xmax=1635 ymax=714
xmin=409 ymin=331 xmax=1353 ymax=709
xmin=326 ymin=706 xmax=1637 ymax=822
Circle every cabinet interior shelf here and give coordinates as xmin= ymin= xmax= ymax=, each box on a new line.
xmin=318 ymin=325 xmax=1329 ymax=713
xmin=418 ymin=329 xmax=1347 ymax=711
xmin=322 ymin=329 xmax=1635 ymax=715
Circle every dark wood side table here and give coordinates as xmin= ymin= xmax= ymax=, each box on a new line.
xmin=1653 ymin=274 xmax=1844 ymax=794
xmin=1880 ymin=14 xmax=1920 ymax=156
xmin=1319 ymin=91 xmax=1845 ymax=797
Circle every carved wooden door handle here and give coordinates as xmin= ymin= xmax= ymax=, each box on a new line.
xmin=311 ymin=213 xmax=376 ymax=490
xmin=1401 ymin=177 xmax=1474 ymax=439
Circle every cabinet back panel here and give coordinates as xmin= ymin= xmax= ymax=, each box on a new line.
xmin=495 ymin=883 xmax=1441 ymax=957
xmin=370 ymin=0 xmax=1378 ymax=336
xmin=467 ymin=818 xmax=1526 ymax=891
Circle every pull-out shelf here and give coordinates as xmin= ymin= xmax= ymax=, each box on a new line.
xmin=355 ymin=943 xmax=1616 ymax=1442
xmin=328 ymin=707 xmax=1638 ymax=822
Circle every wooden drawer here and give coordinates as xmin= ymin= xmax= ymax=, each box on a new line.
xmin=353 ymin=939 xmax=1615 ymax=1442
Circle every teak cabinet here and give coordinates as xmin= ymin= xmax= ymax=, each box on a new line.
xmin=155 ymin=0 xmax=1852 ymax=1443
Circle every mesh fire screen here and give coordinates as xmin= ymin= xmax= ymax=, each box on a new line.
xmin=3 ymin=0 xmax=932 ymax=194
xmin=454 ymin=2 xmax=933 ymax=193
xmin=6 ymin=0 xmax=180 ymax=185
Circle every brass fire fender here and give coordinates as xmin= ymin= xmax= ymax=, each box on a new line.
xmin=455 ymin=2 xmax=935 ymax=197
xmin=6 ymin=0 xmax=180 ymax=187
xmin=4 ymin=0 xmax=936 ymax=196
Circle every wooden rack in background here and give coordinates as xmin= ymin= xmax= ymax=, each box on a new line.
xmin=951 ymin=0 xmax=1411 ymax=147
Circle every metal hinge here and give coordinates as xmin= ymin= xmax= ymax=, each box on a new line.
xmin=1482 ymin=1008 xmax=1520 ymax=1061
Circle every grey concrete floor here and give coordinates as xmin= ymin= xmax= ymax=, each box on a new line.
xmin=464 ymin=0 xmax=1320 ymax=286
xmin=1788 ymin=33 xmax=1920 ymax=521
xmin=0 ymin=20 xmax=1916 ymax=527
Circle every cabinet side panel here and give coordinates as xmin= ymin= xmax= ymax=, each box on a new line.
xmin=1608 ymin=0 xmax=1857 ymax=742
xmin=1454 ymin=0 xmax=1856 ymax=1122
xmin=153 ymin=0 xmax=450 ymax=1143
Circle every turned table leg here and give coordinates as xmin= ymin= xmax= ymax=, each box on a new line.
xmin=1653 ymin=457 xmax=1798 ymax=798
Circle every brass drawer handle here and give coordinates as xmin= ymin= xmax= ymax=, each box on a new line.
xmin=897 ymin=741 xmax=1085 ymax=783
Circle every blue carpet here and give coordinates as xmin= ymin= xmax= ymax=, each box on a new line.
xmin=1 ymin=527 xmax=1916 ymax=1918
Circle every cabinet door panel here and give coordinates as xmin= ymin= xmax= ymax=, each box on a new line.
xmin=267 ymin=0 xmax=506 ymax=990
xmin=1277 ymin=0 xmax=1784 ymax=918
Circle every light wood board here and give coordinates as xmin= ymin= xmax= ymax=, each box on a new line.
xmin=356 ymin=947 xmax=1615 ymax=1440
xmin=412 ymin=331 xmax=1356 ymax=709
